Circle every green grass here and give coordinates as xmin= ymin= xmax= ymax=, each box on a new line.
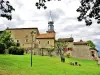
xmin=0 ymin=54 xmax=100 ymax=75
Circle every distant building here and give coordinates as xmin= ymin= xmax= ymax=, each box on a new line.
xmin=58 ymin=38 xmax=99 ymax=60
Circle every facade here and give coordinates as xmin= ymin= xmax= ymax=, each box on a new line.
xmin=6 ymin=16 xmax=99 ymax=60
xmin=58 ymin=38 xmax=99 ymax=60
xmin=6 ymin=17 xmax=55 ymax=49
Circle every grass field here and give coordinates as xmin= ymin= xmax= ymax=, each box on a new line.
xmin=0 ymin=54 xmax=100 ymax=75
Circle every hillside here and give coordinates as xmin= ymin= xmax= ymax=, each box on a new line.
xmin=0 ymin=54 xmax=100 ymax=75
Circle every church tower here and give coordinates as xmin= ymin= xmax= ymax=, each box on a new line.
xmin=47 ymin=11 xmax=55 ymax=33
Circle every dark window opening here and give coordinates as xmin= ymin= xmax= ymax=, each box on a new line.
xmin=48 ymin=41 xmax=49 ymax=44
xmin=17 ymin=40 xmax=19 ymax=42
xmin=26 ymin=39 xmax=28 ymax=42
xmin=39 ymin=41 xmax=40 ymax=44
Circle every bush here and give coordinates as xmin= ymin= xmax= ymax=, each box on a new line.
xmin=0 ymin=43 xmax=6 ymax=54
xmin=8 ymin=46 xmax=24 ymax=55
xmin=66 ymin=53 xmax=70 ymax=58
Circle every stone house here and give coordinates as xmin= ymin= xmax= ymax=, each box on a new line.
xmin=58 ymin=38 xmax=99 ymax=60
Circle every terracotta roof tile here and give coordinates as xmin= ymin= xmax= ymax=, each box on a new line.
xmin=36 ymin=33 xmax=55 ymax=39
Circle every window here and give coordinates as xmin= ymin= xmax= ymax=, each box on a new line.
xmin=17 ymin=40 xmax=19 ymax=42
xmin=91 ymin=51 xmax=95 ymax=57
xmin=25 ymin=39 xmax=28 ymax=42
xmin=39 ymin=41 xmax=40 ymax=44
xmin=48 ymin=41 xmax=49 ymax=44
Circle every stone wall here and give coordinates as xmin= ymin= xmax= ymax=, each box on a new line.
xmin=26 ymin=48 xmax=59 ymax=56
xmin=71 ymin=45 xmax=93 ymax=60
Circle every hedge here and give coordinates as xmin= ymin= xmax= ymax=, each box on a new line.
xmin=8 ymin=46 xmax=24 ymax=55
xmin=0 ymin=43 xmax=6 ymax=54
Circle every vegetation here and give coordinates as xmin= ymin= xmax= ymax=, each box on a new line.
xmin=8 ymin=46 xmax=24 ymax=55
xmin=0 ymin=0 xmax=15 ymax=20
xmin=0 ymin=43 xmax=6 ymax=54
xmin=55 ymin=41 xmax=68 ymax=62
xmin=0 ymin=30 xmax=23 ymax=54
xmin=87 ymin=40 xmax=96 ymax=49
xmin=77 ymin=0 xmax=100 ymax=26
xmin=0 ymin=54 xmax=100 ymax=75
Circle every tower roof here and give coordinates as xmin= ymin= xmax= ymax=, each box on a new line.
xmin=48 ymin=11 xmax=54 ymax=24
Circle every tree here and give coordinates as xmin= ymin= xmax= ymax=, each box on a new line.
xmin=35 ymin=0 xmax=61 ymax=9
xmin=55 ymin=40 xmax=69 ymax=62
xmin=87 ymin=40 xmax=96 ymax=49
xmin=0 ymin=30 xmax=17 ymax=49
xmin=0 ymin=0 xmax=15 ymax=20
xmin=35 ymin=0 xmax=100 ymax=26
xmin=76 ymin=0 xmax=100 ymax=26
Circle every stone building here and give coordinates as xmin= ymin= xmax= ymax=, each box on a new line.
xmin=58 ymin=38 xmax=99 ymax=60
xmin=7 ymin=16 xmax=55 ymax=50
xmin=6 ymin=14 xmax=99 ymax=60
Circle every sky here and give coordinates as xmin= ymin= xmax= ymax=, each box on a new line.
xmin=0 ymin=0 xmax=100 ymax=54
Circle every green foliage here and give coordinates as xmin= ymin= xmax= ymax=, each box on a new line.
xmin=87 ymin=40 xmax=96 ymax=49
xmin=0 ymin=30 xmax=19 ymax=49
xmin=0 ymin=43 xmax=6 ymax=54
xmin=8 ymin=46 xmax=24 ymax=55
xmin=66 ymin=53 xmax=71 ymax=58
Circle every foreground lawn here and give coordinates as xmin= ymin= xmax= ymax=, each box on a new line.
xmin=0 ymin=54 xmax=100 ymax=75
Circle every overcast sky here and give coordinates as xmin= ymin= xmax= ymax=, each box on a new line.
xmin=0 ymin=0 xmax=100 ymax=54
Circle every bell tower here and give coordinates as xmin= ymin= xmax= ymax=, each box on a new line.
xmin=47 ymin=11 xmax=55 ymax=33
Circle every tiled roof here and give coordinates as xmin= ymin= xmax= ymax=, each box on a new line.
xmin=89 ymin=48 xmax=99 ymax=52
xmin=36 ymin=33 xmax=55 ymax=39
xmin=6 ymin=27 xmax=38 ymax=30
xmin=73 ymin=42 xmax=88 ymax=45
xmin=58 ymin=38 xmax=74 ymax=42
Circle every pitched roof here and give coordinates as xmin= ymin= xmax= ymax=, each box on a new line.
xmin=6 ymin=27 xmax=38 ymax=30
xmin=89 ymin=48 xmax=99 ymax=52
xmin=73 ymin=42 xmax=88 ymax=45
xmin=6 ymin=27 xmax=40 ymax=34
xmin=58 ymin=37 xmax=74 ymax=42
xmin=36 ymin=33 xmax=55 ymax=39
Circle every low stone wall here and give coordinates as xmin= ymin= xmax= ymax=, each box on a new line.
xmin=26 ymin=48 xmax=59 ymax=56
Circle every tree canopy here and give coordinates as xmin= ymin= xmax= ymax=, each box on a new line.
xmin=35 ymin=0 xmax=100 ymax=26
xmin=0 ymin=0 xmax=15 ymax=20
xmin=0 ymin=30 xmax=18 ymax=48
xmin=87 ymin=40 xmax=96 ymax=49
xmin=77 ymin=0 xmax=100 ymax=26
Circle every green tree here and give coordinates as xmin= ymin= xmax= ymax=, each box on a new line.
xmin=87 ymin=40 xmax=96 ymax=49
xmin=0 ymin=30 xmax=18 ymax=49
xmin=55 ymin=40 xmax=69 ymax=62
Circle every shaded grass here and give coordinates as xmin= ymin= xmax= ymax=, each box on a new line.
xmin=0 ymin=54 xmax=100 ymax=75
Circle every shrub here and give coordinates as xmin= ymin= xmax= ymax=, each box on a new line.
xmin=8 ymin=46 xmax=24 ymax=55
xmin=17 ymin=47 xmax=24 ymax=55
xmin=66 ymin=53 xmax=70 ymax=58
xmin=0 ymin=43 xmax=6 ymax=54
